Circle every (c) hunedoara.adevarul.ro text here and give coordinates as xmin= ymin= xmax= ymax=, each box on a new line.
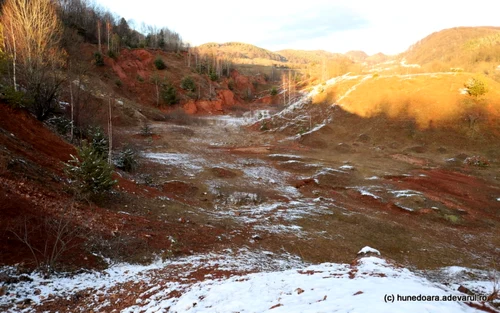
xmin=384 ymin=294 xmax=488 ymax=303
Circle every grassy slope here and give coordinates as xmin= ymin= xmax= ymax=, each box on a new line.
xmin=403 ymin=26 xmax=500 ymax=72
xmin=314 ymin=72 xmax=500 ymax=128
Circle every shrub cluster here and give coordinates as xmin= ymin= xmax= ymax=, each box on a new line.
xmin=181 ymin=76 xmax=196 ymax=92
xmin=162 ymin=82 xmax=178 ymax=105
xmin=65 ymin=141 xmax=116 ymax=195
xmin=115 ymin=147 xmax=138 ymax=172
xmin=65 ymin=127 xmax=117 ymax=196
xmin=154 ymin=57 xmax=167 ymax=70
xmin=94 ymin=52 xmax=105 ymax=66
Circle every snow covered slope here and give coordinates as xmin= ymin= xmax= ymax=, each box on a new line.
xmin=2 ymin=248 xmax=496 ymax=312
xmin=140 ymin=256 xmax=489 ymax=313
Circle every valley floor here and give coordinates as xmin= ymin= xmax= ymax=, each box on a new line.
xmin=1 ymin=100 xmax=499 ymax=312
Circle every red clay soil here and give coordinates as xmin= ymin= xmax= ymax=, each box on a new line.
xmin=114 ymin=175 xmax=164 ymax=198
xmin=96 ymin=46 xmax=269 ymax=114
xmin=390 ymin=169 xmax=500 ymax=220
xmin=0 ymin=103 xmax=246 ymax=271
xmin=0 ymin=104 xmax=75 ymax=173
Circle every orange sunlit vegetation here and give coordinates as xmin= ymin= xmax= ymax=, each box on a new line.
xmin=312 ymin=72 xmax=500 ymax=129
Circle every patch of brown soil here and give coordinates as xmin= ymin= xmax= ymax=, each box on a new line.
xmin=393 ymin=169 xmax=500 ymax=220
xmin=211 ymin=167 xmax=239 ymax=178
xmin=390 ymin=154 xmax=430 ymax=166
xmin=162 ymin=180 xmax=199 ymax=199
xmin=115 ymin=175 xmax=164 ymax=198
xmin=225 ymin=146 xmax=273 ymax=154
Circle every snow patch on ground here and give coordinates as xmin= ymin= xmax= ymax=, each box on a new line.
xmin=131 ymin=256 xmax=483 ymax=313
xmin=358 ymin=246 xmax=381 ymax=255
xmin=212 ymin=199 xmax=334 ymax=229
xmin=352 ymin=186 xmax=382 ymax=200
xmin=390 ymin=190 xmax=422 ymax=198
xmin=200 ymin=111 xmax=273 ymax=128
xmin=295 ymin=122 xmax=327 ymax=138
xmin=0 ymin=249 xmax=304 ymax=312
xmin=239 ymin=162 xmax=300 ymax=197
xmin=268 ymin=154 xmax=304 ymax=160
xmin=395 ymin=204 xmax=415 ymax=212
xmin=336 ymin=75 xmax=372 ymax=103
xmin=2 ymin=252 xmax=494 ymax=313
xmin=315 ymin=167 xmax=347 ymax=175
xmin=143 ymin=152 xmax=205 ymax=176
xmin=423 ymin=266 xmax=500 ymax=307
xmin=400 ymin=59 xmax=421 ymax=68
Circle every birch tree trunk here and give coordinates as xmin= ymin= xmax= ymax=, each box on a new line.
xmin=97 ymin=20 xmax=102 ymax=53
xmin=70 ymin=81 xmax=74 ymax=142
xmin=107 ymin=21 xmax=110 ymax=51
xmin=9 ymin=23 xmax=17 ymax=91
xmin=108 ymin=98 xmax=113 ymax=164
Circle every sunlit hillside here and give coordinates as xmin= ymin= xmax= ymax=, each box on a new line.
xmin=365 ymin=52 xmax=392 ymax=65
xmin=196 ymin=42 xmax=363 ymax=85
xmin=345 ymin=50 xmax=369 ymax=63
xmin=277 ymin=49 xmax=348 ymax=65
xmin=313 ymin=72 xmax=500 ymax=128
xmin=403 ymin=26 xmax=500 ymax=74
xmin=197 ymin=42 xmax=286 ymax=65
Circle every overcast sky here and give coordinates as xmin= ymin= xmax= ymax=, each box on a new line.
xmin=94 ymin=0 xmax=500 ymax=55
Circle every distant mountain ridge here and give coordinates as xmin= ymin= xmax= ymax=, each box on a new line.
xmin=197 ymin=42 xmax=286 ymax=62
xmin=198 ymin=26 xmax=500 ymax=75
xmin=277 ymin=49 xmax=348 ymax=65
xmin=197 ymin=42 xmax=388 ymax=68
xmin=345 ymin=50 xmax=368 ymax=62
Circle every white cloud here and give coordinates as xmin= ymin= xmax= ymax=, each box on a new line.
xmin=95 ymin=0 xmax=500 ymax=55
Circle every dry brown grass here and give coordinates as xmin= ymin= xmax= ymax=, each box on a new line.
xmin=404 ymin=26 xmax=500 ymax=67
xmin=318 ymin=73 xmax=500 ymax=129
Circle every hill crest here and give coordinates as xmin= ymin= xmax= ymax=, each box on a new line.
xmin=402 ymin=26 xmax=500 ymax=72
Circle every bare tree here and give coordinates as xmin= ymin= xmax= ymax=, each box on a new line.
xmin=10 ymin=202 xmax=84 ymax=274
xmin=151 ymin=73 xmax=161 ymax=106
xmin=69 ymin=72 xmax=74 ymax=141
xmin=97 ymin=19 xmax=102 ymax=53
xmin=67 ymin=59 xmax=90 ymax=139
xmin=108 ymin=97 xmax=113 ymax=164
xmin=106 ymin=20 xmax=111 ymax=51
xmin=186 ymin=43 xmax=191 ymax=68
xmin=4 ymin=19 xmax=17 ymax=90
xmin=282 ymin=73 xmax=287 ymax=105
xmin=1 ymin=0 xmax=65 ymax=120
